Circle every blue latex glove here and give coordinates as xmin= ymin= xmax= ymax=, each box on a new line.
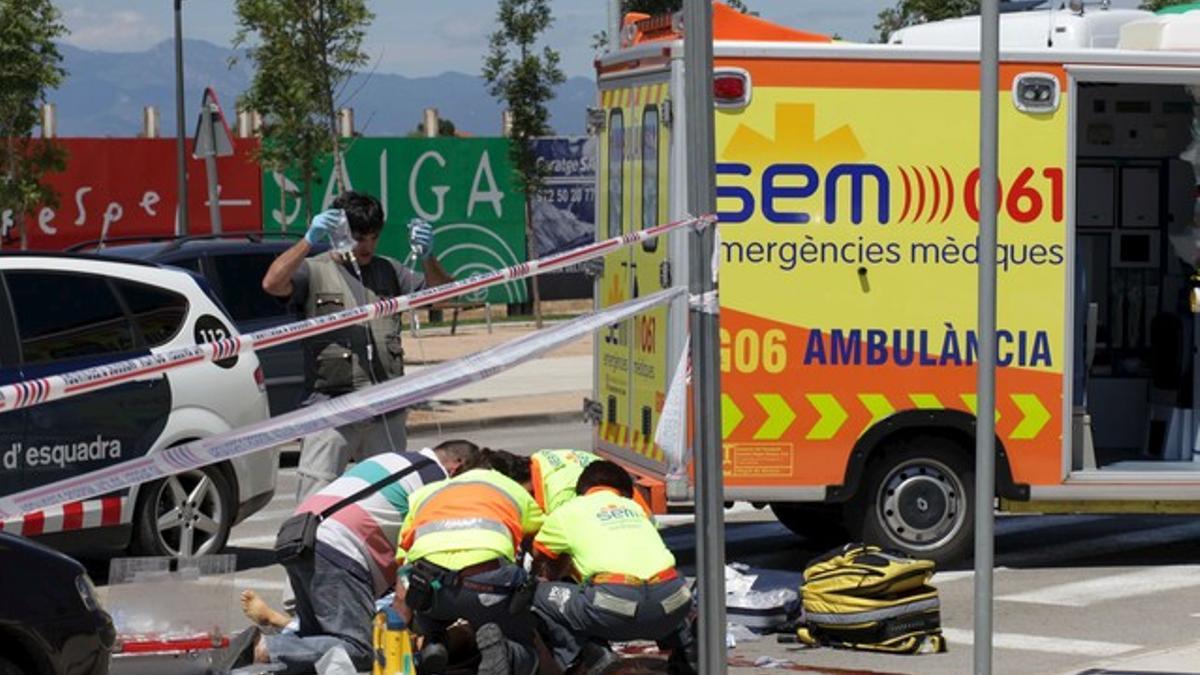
xmin=409 ymin=218 xmax=434 ymax=259
xmin=305 ymin=209 xmax=342 ymax=246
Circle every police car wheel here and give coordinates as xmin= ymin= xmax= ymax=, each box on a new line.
xmin=849 ymin=436 xmax=974 ymax=567
xmin=133 ymin=465 xmax=234 ymax=557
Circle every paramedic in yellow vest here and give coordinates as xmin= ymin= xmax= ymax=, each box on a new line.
xmin=530 ymin=449 xmax=601 ymax=513
xmin=531 ymin=461 xmax=696 ymax=674
xmin=531 ymin=449 xmax=653 ymax=517
xmin=262 ymin=191 xmax=453 ymax=500
xmin=397 ymin=458 xmax=544 ymax=675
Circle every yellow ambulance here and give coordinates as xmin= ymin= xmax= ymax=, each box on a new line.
xmin=591 ymin=3 xmax=1200 ymax=563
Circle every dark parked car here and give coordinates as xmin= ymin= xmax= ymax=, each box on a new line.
xmin=0 ymin=531 xmax=114 ymax=675
xmin=72 ymin=233 xmax=321 ymax=417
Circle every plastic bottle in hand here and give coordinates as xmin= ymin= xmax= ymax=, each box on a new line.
xmin=328 ymin=210 xmax=356 ymax=258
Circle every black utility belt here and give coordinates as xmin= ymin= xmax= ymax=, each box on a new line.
xmin=404 ymin=558 xmax=534 ymax=615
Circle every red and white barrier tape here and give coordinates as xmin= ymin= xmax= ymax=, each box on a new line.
xmin=0 ymin=288 xmax=685 ymax=521
xmin=0 ymin=214 xmax=713 ymax=416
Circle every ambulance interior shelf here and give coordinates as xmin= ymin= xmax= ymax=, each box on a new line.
xmin=1073 ymin=81 xmax=1200 ymax=467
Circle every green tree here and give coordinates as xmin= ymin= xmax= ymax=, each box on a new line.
xmin=483 ymin=0 xmax=565 ymax=327
xmin=875 ymin=0 xmax=977 ymax=42
xmin=410 ymin=118 xmax=458 ymax=137
xmin=232 ymin=0 xmax=372 ymax=226
xmin=1140 ymin=0 xmax=1193 ymax=10
xmin=0 ymin=0 xmax=67 ymax=250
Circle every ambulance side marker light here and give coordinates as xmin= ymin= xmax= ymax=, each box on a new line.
xmin=714 ymin=68 xmax=751 ymax=108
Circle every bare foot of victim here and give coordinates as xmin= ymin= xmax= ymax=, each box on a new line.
xmin=241 ymin=589 xmax=290 ymax=629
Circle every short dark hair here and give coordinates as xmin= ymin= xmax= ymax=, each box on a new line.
xmin=576 ymin=461 xmax=634 ymax=498
xmin=331 ymin=190 xmax=384 ymax=236
xmin=479 ymin=449 xmax=531 ymax=484
xmin=433 ymin=439 xmax=482 ymax=472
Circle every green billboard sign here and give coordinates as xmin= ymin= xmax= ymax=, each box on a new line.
xmin=262 ymin=138 xmax=527 ymax=303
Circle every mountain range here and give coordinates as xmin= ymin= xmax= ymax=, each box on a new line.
xmin=52 ymin=39 xmax=594 ymax=138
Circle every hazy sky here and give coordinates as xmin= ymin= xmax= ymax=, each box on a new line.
xmin=57 ymin=1 xmax=1146 ymax=80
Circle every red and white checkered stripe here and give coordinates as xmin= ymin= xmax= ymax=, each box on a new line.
xmin=0 ymin=495 xmax=125 ymax=537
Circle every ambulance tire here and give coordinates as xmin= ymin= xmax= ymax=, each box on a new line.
xmin=133 ymin=465 xmax=234 ymax=558
xmin=769 ymin=503 xmax=850 ymax=544
xmin=847 ymin=437 xmax=974 ymax=567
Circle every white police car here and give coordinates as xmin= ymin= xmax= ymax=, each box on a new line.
xmin=0 ymin=253 xmax=276 ymax=557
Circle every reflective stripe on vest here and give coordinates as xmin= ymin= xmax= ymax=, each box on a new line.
xmin=414 ymin=517 xmax=510 ymax=540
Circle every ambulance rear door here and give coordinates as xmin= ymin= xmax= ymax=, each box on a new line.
xmin=594 ymin=70 xmax=675 ymax=473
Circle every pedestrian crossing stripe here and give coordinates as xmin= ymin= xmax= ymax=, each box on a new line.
xmin=719 ymin=390 xmax=1051 ymax=442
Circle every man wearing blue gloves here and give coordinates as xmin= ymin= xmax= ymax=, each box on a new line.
xmin=263 ymin=190 xmax=453 ymax=500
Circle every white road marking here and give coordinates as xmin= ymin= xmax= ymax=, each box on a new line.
xmin=940 ymin=628 xmax=1140 ymax=657
xmin=226 ymin=533 xmax=278 ymax=548
xmin=242 ymin=507 xmax=295 ymax=523
xmin=999 ymin=565 xmax=1200 ymax=607
xmin=932 ymin=569 xmax=981 ymax=583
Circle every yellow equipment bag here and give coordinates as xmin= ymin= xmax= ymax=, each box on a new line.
xmin=373 ymin=607 xmax=416 ymax=675
xmin=797 ymin=543 xmax=947 ymax=655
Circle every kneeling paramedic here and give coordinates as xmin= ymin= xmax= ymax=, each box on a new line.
xmin=531 ymin=461 xmax=696 ymax=674
xmin=397 ymin=462 xmax=545 ymax=675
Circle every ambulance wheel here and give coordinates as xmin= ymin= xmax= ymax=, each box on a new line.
xmin=134 ymin=465 xmax=234 ymax=557
xmin=848 ymin=437 xmax=974 ymax=567
xmin=769 ymin=503 xmax=849 ymax=544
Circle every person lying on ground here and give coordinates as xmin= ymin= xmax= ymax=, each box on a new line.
xmin=236 ymin=440 xmax=481 ymax=675
xmin=531 ymin=461 xmax=698 ymax=675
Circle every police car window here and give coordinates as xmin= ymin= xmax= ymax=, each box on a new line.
xmin=210 ymin=253 xmax=290 ymax=323
xmin=8 ymin=271 xmax=136 ymax=365
xmin=115 ymin=280 xmax=188 ymax=347
xmin=608 ymin=108 xmax=624 ymax=238
xmin=641 ymin=106 xmax=660 ymax=252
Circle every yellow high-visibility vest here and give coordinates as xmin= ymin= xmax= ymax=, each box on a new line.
xmin=399 ymin=469 xmax=543 ymax=570
xmin=534 ymin=487 xmax=675 ymax=580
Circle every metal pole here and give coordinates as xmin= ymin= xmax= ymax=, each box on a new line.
xmin=684 ymin=1 xmax=725 ymax=674
xmin=975 ymin=1 xmax=1000 ymax=673
xmin=608 ymin=0 xmax=622 ymax=51
xmin=203 ymin=105 xmax=222 ymax=234
xmin=174 ymin=0 xmax=190 ymax=236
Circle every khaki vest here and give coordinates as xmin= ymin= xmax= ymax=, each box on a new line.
xmin=304 ymin=253 xmax=405 ymax=395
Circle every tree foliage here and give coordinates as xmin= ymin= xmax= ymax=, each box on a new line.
xmin=483 ymin=0 xmax=564 ymax=197
xmin=1139 ymin=0 xmax=1193 ymax=10
xmin=0 ymin=0 xmax=67 ymax=250
xmin=875 ymin=0 xmax=978 ymax=42
xmin=413 ymin=118 xmax=458 ymax=137
xmin=232 ymin=0 xmax=371 ymax=220
xmin=482 ymin=0 xmax=565 ymax=327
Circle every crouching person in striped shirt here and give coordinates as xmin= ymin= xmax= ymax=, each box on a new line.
xmin=236 ymin=440 xmax=481 ymax=675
